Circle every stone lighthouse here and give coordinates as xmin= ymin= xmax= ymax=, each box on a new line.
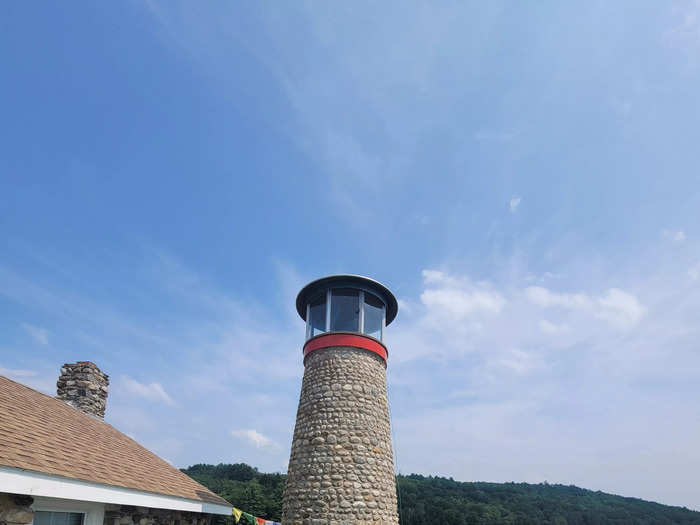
xmin=282 ymin=275 xmax=399 ymax=525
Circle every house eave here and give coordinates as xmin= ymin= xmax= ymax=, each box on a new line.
xmin=0 ymin=466 xmax=232 ymax=516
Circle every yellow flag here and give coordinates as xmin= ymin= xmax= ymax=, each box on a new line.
xmin=232 ymin=508 xmax=242 ymax=523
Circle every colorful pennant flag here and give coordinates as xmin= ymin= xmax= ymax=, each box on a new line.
xmin=231 ymin=506 xmax=279 ymax=525
xmin=240 ymin=513 xmax=256 ymax=525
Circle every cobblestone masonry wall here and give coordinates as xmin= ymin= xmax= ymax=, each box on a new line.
xmin=282 ymin=346 xmax=398 ymax=525
xmin=56 ymin=361 xmax=109 ymax=419
xmin=0 ymin=494 xmax=33 ymax=525
xmin=103 ymin=504 xmax=212 ymax=525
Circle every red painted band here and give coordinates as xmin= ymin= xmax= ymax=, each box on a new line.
xmin=303 ymin=333 xmax=388 ymax=362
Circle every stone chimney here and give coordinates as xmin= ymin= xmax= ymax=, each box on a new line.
xmin=56 ymin=361 xmax=109 ymax=419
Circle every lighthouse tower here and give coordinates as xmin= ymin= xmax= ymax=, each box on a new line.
xmin=282 ymin=275 xmax=399 ymax=525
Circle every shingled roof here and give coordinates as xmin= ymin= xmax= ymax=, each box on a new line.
xmin=0 ymin=374 xmax=231 ymax=508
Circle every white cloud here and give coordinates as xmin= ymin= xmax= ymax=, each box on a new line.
xmin=121 ymin=375 xmax=175 ymax=406
xmin=663 ymin=229 xmax=686 ymax=243
xmin=595 ymin=288 xmax=646 ymax=329
xmin=525 ymin=286 xmax=592 ymax=310
xmin=509 ymin=196 xmax=521 ymax=213
xmin=525 ymin=286 xmax=645 ymax=329
xmin=5 ymin=243 xmax=700 ymax=506
xmin=421 ymin=269 xmax=453 ymax=285
xmin=420 ymin=270 xmax=506 ymax=320
xmin=396 ymin=298 xmax=414 ymax=314
xmin=231 ymin=428 xmax=278 ymax=449
xmin=387 ymin=258 xmax=700 ymax=508
xmin=0 ymin=366 xmax=37 ymax=378
xmin=21 ymin=323 xmax=49 ymax=345
xmin=494 ymin=349 xmax=539 ymax=376
xmin=421 ymin=288 xmax=505 ymax=318
xmin=0 ymin=365 xmax=54 ymax=394
xmin=538 ymin=320 xmax=568 ymax=334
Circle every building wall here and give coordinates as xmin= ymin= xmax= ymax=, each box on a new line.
xmin=0 ymin=493 xmax=216 ymax=525
xmin=282 ymin=346 xmax=399 ymax=525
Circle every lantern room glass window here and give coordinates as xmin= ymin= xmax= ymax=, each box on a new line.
xmin=308 ymin=295 xmax=327 ymax=338
xmin=305 ymin=287 xmax=387 ymax=341
xmin=330 ymin=288 xmax=360 ymax=332
xmin=363 ymin=292 xmax=384 ymax=340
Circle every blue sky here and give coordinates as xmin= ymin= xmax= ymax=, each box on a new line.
xmin=2 ymin=0 xmax=700 ymax=511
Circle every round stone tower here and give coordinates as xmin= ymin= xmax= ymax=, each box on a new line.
xmin=282 ymin=275 xmax=399 ymax=525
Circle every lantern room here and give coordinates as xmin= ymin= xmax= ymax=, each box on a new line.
xmin=296 ymin=275 xmax=398 ymax=342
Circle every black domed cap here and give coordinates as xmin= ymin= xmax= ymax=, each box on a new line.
xmin=296 ymin=274 xmax=398 ymax=326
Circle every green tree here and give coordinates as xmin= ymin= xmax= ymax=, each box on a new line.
xmin=182 ymin=464 xmax=700 ymax=525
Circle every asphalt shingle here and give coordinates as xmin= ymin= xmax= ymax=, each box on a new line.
xmin=0 ymin=375 xmax=231 ymax=507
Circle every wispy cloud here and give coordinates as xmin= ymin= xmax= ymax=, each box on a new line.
xmin=231 ymin=429 xmax=278 ymax=450
xmin=663 ymin=229 xmax=686 ymax=243
xmin=525 ymin=286 xmax=592 ymax=309
xmin=0 ymin=366 xmax=37 ymax=378
xmin=493 ymin=348 xmax=540 ymax=376
xmin=538 ymin=319 xmax=568 ymax=335
xmin=509 ymin=196 xmax=521 ymax=213
xmin=595 ymin=288 xmax=647 ymax=329
xmin=121 ymin=375 xmax=175 ymax=406
xmin=689 ymin=262 xmax=700 ymax=281
xmin=0 ymin=247 xmax=303 ymax=472
xmin=387 ymin=253 xmax=700 ymax=507
xmin=5 ymin=241 xmax=700 ymax=507
xmin=421 ymin=270 xmax=505 ymax=320
xmin=0 ymin=365 xmax=54 ymax=394
xmin=525 ymin=286 xmax=645 ymax=329
xmin=140 ymin=2 xmax=529 ymax=230
xmin=666 ymin=1 xmax=700 ymax=57
xmin=21 ymin=323 xmax=49 ymax=345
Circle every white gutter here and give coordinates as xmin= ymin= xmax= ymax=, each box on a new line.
xmin=0 ymin=466 xmax=232 ymax=516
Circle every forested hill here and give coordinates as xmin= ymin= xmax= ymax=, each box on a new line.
xmin=182 ymin=463 xmax=700 ymax=525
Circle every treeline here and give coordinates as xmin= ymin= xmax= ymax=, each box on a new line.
xmin=183 ymin=463 xmax=284 ymax=521
xmin=397 ymin=474 xmax=700 ymax=525
xmin=182 ymin=463 xmax=700 ymax=524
